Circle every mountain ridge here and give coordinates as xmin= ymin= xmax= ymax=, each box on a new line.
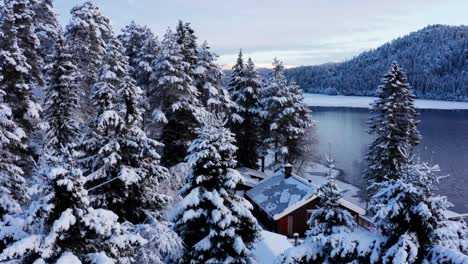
xmin=285 ymin=25 xmax=468 ymax=101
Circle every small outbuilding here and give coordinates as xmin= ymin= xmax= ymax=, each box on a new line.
xmin=236 ymin=167 xmax=267 ymax=195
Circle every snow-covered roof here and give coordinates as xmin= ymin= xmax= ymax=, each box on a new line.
xmin=444 ymin=210 xmax=468 ymax=220
xmin=246 ymin=171 xmax=367 ymax=220
xmin=237 ymin=167 xmax=267 ymax=188
xmin=253 ymin=230 xmax=293 ymax=264
xmin=237 ymin=167 xmax=267 ymax=179
xmin=246 ymin=172 xmax=317 ymax=220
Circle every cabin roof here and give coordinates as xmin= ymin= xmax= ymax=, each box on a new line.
xmin=246 ymin=171 xmax=316 ymax=219
xmin=246 ymin=170 xmax=367 ymax=220
xmin=238 ymin=167 xmax=267 ymax=179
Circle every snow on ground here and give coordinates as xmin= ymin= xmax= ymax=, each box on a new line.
xmin=253 ymin=230 xmax=293 ymax=264
xmin=304 ymin=93 xmax=468 ymax=110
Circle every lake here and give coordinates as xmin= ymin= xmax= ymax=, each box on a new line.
xmin=311 ymin=107 xmax=468 ymax=213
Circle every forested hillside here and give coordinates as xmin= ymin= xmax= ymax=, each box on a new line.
xmin=285 ymin=25 xmax=468 ymax=101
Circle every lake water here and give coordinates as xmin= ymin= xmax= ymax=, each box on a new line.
xmin=311 ymin=107 xmax=468 ymax=213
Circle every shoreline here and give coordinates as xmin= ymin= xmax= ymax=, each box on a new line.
xmin=304 ymin=93 xmax=468 ymax=110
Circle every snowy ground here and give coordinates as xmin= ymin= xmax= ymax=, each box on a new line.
xmin=304 ymin=93 xmax=468 ymax=110
xmin=253 ymin=230 xmax=293 ymax=264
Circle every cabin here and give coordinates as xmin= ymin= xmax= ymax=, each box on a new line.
xmin=245 ymin=165 xmax=367 ymax=237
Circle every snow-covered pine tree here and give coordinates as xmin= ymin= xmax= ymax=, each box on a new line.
xmin=118 ymin=21 xmax=159 ymax=99
xmin=260 ymin=58 xmax=312 ymax=167
xmin=175 ymin=20 xmax=198 ymax=75
xmin=65 ymin=1 xmax=112 ymax=120
xmin=284 ymin=81 xmax=314 ymax=163
xmin=370 ymin=159 xmax=468 ymax=263
xmin=43 ymin=34 xmax=79 ymax=155
xmin=79 ymin=36 xmax=170 ymax=224
xmin=118 ymin=21 xmax=160 ymax=132
xmin=279 ymin=151 xmax=359 ymax=263
xmin=149 ymin=29 xmax=200 ymax=166
xmin=194 ymin=41 xmax=233 ymax=113
xmin=0 ymin=149 xmax=145 ymax=263
xmin=0 ymin=0 xmax=44 ymax=180
xmin=0 ymin=81 xmax=27 ymax=219
xmin=32 ymin=0 xmax=60 ymax=67
xmin=365 ymin=62 xmax=421 ymax=188
xmin=0 ymin=0 xmax=43 ymax=135
xmin=228 ymin=51 xmax=262 ymax=169
xmin=173 ymin=113 xmax=261 ymax=263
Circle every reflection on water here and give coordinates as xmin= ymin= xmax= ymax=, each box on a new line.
xmin=312 ymin=107 xmax=468 ymax=213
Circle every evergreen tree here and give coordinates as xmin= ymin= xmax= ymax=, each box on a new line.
xmin=370 ymin=160 xmax=468 ymax=263
xmin=194 ymin=41 xmax=233 ymax=113
xmin=65 ymin=1 xmax=112 ymax=119
xmin=0 ymin=83 xmax=27 ymax=218
xmin=365 ymin=62 xmax=421 ymax=189
xmin=260 ymin=58 xmax=312 ymax=167
xmin=228 ymin=51 xmax=262 ymax=169
xmin=118 ymin=21 xmax=160 ymax=131
xmin=79 ymin=36 xmax=169 ymax=224
xmin=175 ymin=20 xmax=198 ymax=74
xmin=0 ymin=150 xmax=144 ymax=263
xmin=149 ymin=29 xmax=200 ymax=166
xmin=43 ymin=34 xmax=79 ymax=155
xmin=0 ymin=0 xmax=43 ymax=135
xmin=118 ymin=21 xmax=159 ymax=99
xmin=32 ymin=0 xmax=60 ymax=66
xmin=0 ymin=0 xmax=44 ymax=179
xmin=173 ymin=114 xmax=261 ymax=263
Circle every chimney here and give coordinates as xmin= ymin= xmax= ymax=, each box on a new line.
xmin=285 ymin=163 xmax=293 ymax=178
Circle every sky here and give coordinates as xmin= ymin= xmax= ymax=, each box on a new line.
xmin=55 ymin=0 xmax=468 ymax=69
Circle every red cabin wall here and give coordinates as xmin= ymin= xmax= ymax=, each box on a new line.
xmin=278 ymin=217 xmax=288 ymax=235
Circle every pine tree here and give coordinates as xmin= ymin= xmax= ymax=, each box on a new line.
xmin=370 ymin=160 xmax=468 ymax=263
xmin=228 ymin=51 xmax=262 ymax=169
xmin=65 ymin=1 xmax=112 ymax=119
xmin=283 ymin=81 xmax=313 ymax=163
xmin=365 ymin=62 xmax=421 ymax=188
xmin=305 ymin=158 xmax=357 ymax=262
xmin=260 ymin=58 xmax=312 ymax=167
xmin=118 ymin=21 xmax=159 ymax=99
xmin=118 ymin=21 xmax=160 ymax=131
xmin=79 ymin=36 xmax=169 ymax=224
xmin=0 ymin=84 xmax=27 ymax=218
xmin=173 ymin=114 xmax=261 ymax=263
xmin=0 ymin=0 xmax=44 ymax=181
xmin=43 ymin=34 xmax=79 ymax=155
xmin=194 ymin=41 xmax=233 ymax=113
xmin=175 ymin=20 xmax=198 ymax=74
xmin=149 ymin=29 xmax=200 ymax=166
xmin=0 ymin=0 xmax=43 ymax=135
xmin=32 ymin=0 xmax=60 ymax=66
xmin=0 ymin=150 xmax=144 ymax=263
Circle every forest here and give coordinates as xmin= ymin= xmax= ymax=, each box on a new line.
xmin=0 ymin=1 xmax=467 ymax=263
